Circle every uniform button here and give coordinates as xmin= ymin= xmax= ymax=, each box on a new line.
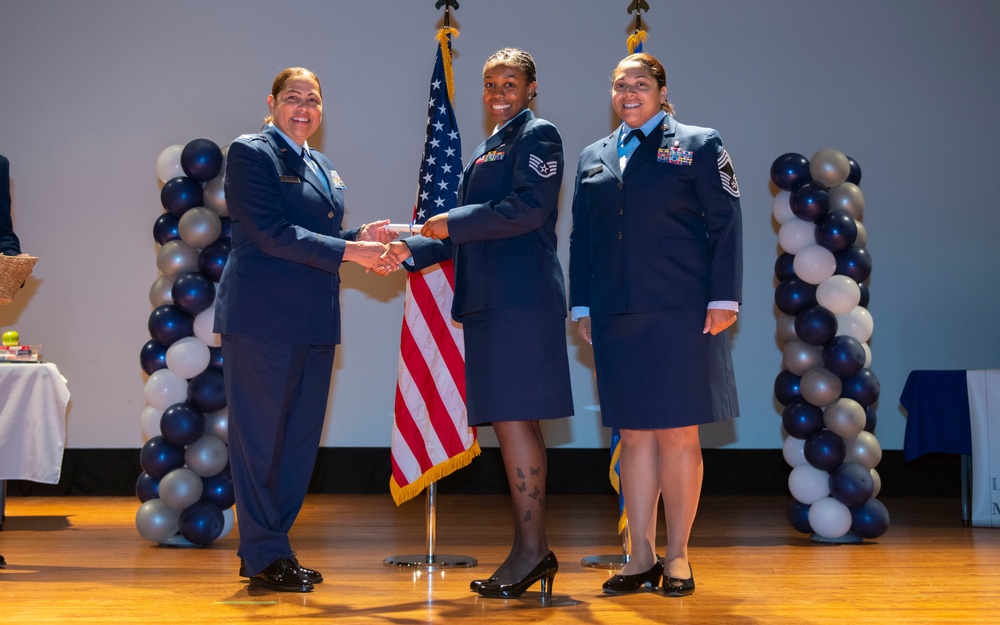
xmin=328 ymin=211 xmax=335 ymax=218
xmin=617 ymin=182 xmax=624 ymax=190
xmin=618 ymin=208 xmax=624 ymax=215
xmin=617 ymin=232 xmax=623 ymax=240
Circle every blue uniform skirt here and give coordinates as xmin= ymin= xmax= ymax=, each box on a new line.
xmin=460 ymin=308 xmax=574 ymax=426
xmin=591 ymin=309 xmax=739 ymax=430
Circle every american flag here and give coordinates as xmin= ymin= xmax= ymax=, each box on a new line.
xmin=389 ymin=29 xmax=479 ymax=505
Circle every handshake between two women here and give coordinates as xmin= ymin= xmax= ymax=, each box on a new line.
xmin=343 ymin=213 xmax=451 ymax=276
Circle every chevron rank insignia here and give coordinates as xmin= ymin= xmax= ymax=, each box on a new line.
xmin=718 ymin=148 xmax=740 ymax=197
xmin=528 ymin=154 xmax=558 ymax=178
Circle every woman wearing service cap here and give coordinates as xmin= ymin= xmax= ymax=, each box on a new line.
xmin=215 ymin=67 xmax=396 ymax=593
xmin=384 ymin=48 xmax=572 ymax=600
xmin=569 ymin=52 xmax=743 ymax=597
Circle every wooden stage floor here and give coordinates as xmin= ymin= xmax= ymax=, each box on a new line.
xmin=1 ymin=494 xmax=997 ymax=624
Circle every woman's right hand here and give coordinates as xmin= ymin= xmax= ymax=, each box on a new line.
xmin=577 ymin=316 xmax=593 ymax=345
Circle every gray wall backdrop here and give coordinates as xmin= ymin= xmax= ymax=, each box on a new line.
xmin=1 ymin=1 xmax=997 ymax=451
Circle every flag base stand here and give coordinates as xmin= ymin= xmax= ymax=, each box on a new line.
xmin=384 ymin=482 xmax=478 ymax=570
xmin=580 ymin=523 xmax=630 ymax=570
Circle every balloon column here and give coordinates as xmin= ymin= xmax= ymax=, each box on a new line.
xmin=771 ymin=149 xmax=889 ymax=541
xmin=137 ymin=139 xmax=234 ymax=546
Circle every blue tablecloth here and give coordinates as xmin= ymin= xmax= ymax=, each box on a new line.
xmin=901 ymin=370 xmax=972 ymax=461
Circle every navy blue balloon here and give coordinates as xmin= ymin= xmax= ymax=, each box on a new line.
xmin=835 ymin=246 xmax=873 ymax=283
xmin=140 ymin=339 xmax=168 ymax=375
xmin=181 ymin=139 xmax=224 ymax=182
xmin=208 ymin=345 xmax=224 ymax=372
xmin=788 ymin=499 xmax=813 ymax=534
xmin=148 ymin=304 xmax=194 ymax=346
xmin=135 ymin=471 xmax=160 ymax=503
xmin=201 ymin=470 xmax=235 ymax=509
xmin=857 ymin=282 xmax=870 ymax=308
xmin=850 ymin=498 xmax=889 ymax=538
xmin=160 ymin=176 xmax=204 ymax=217
xmin=782 ymin=399 xmax=824 ymax=439
xmin=153 ymin=213 xmax=181 ymax=245
xmin=160 ymin=402 xmax=206 ymax=447
xmin=823 ymin=335 xmax=866 ymax=376
xmin=774 ymin=369 xmax=803 ymax=405
xmin=829 ymin=462 xmax=874 ymax=506
xmin=775 ymin=278 xmax=818 ymax=316
xmin=179 ymin=501 xmax=225 ymax=545
xmin=864 ymin=406 xmax=877 ymax=433
xmin=774 ymin=252 xmax=796 ymax=282
xmin=794 ymin=305 xmax=838 ymax=346
xmin=171 ymin=272 xmax=216 ymax=315
xmin=841 ymin=368 xmax=880 ymax=407
xmin=188 ymin=369 xmax=226 ymax=413
xmin=790 ymin=180 xmax=830 ymax=222
xmin=139 ymin=436 xmax=186 ymax=479
xmin=846 ymin=156 xmax=862 ymax=185
xmin=814 ymin=209 xmax=858 ymax=253
xmin=770 ymin=153 xmax=812 ymax=191
xmin=198 ymin=238 xmax=231 ymax=282
xmin=803 ymin=429 xmax=846 ymax=471
xmin=219 ymin=216 xmax=232 ymax=240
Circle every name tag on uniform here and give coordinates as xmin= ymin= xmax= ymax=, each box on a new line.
xmin=329 ymin=170 xmax=347 ymax=189
xmin=474 ymin=150 xmax=505 ymax=165
xmin=658 ymin=142 xmax=693 ymax=165
xmin=279 ymin=175 xmax=301 ymax=183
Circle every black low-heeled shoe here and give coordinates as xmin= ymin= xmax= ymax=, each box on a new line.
xmin=476 ymin=552 xmax=558 ymax=599
xmin=469 ymin=577 xmax=497 ymax=591
xmin=602 ymin=559 xmax=663 ymax=594
xmin=663 ymin=563 xmax=695 ymax=597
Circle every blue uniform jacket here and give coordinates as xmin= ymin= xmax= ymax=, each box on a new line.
xmin=406 ymin=110 xmax=567 ymax=319
xmin=569 ymin=114 xmax=743 ymax=314
xmin=214 ymin=126 xmax=359 ymax=344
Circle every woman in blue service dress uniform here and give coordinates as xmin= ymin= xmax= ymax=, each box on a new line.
xmin=569 ymin=53 xmax=743 ymax=597
xmin=215 ymin=67 xmax=396 ymax=593
xmin=386 ymin=48 xmax=573 ymax=599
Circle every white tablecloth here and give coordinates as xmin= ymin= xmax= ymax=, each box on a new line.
xmin=968 ymin=369 xmax=1000 ymax=527
xmin=0 ymin=362 xmax=70 ymax=483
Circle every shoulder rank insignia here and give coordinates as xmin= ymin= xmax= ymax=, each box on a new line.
xmin=717 ymin=148 xmax=739 ymax=197
xmin=528 ymin=154 xmax=558 ymax=178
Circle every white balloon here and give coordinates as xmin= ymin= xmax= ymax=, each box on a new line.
xmin=166 ymin=336 xmax=211 ymax=380
xmin=788 ymin=463 xmax=831 ymax=504
xmin=778 ymin=218 xmax=817 ymax=255
xmin=808 ymin=496 xmax=853 ymax=539
xmin=193 ymin=306 xmax=221 ymax=347
xmin=836 ymin=306 xmax=874 ymax=343
xmin=816 ymin=275 xmax=861 ymax=315
xmin=140 ymin=405 xmax=164 ymax=442
xmin=862 ymin=342 xmax=872 ymax=369
xmin=144 ymin=369 xmax=188 ymax=412
xmin=782 ymin=435 xmax=807 ymax=468
xmin=793 ymin=245 xmax=837 ymax=285
xmin=870 ymin=468 xmax=882 ymax=499
xmin=156 ymin=144 xmax=185 ymax=183
xmin=219 ymin=506 xmax=235 ymax=539
xmin=772 ymin=190 xmax=795 ymax=225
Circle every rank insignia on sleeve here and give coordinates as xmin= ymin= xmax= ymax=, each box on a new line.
xmin=717 ymin=148 xmax=740 ymax=197
xmin=528 ymin=154 xmax=558 ymax=178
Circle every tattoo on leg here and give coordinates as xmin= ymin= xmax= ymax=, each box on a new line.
xmin=517 ymin=468 xmax=525 ymax=479
xmin=516 ymin=482 xmax=527 ymax=493
xmin=530 ymin=466 xmax=540 ymax=476
xmin=524 ymin=510 xmax=532 ymax=522
xmin=528 ymin=486 xmax=541 ymax=499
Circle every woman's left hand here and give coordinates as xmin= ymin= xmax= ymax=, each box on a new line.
xmin=420 ymin=214 xmax=449 ymax=240
xmin=358 ymin=219 xmax=398 ymax=243
xmin=703 ymin=309 xmax=738 ymax=335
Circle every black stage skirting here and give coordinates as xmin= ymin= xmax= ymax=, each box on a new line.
xmin=4 ymin=447 xmax=960 ymax=498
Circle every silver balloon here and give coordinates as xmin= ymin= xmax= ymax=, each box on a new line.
xmin=185 ymin=434 xmax=229 ymax=477
xmin=830 ymin=182 xmax=865 ymax=219
xmin=810 ymin=148 xmax=850 ymax=188
xmin=823 ymin=397 xmax=866 ymax=438
xmin=844 ymin=431 xmax=882 ymax=469
xmin=158 ymin=467 xmax=204 ymax=510
xmin=149 ymin=275 xmax=175 ymax=308
xmin=178 ymin=206 xmax=222 ymax=249
xmin=204 ymin=410 xmax=228 ymax=445
xmin=135 ymin=498 xmax=182 ymax=542
xmin=156 ymin=240 xmax=199 ymax=280
xmin=776 ymin=313 xmax=798 ymax=343
xmin=203 ymin=174 xmax=228 ymax=217
xmin=800 ymin=367 xmax=843 ymax=407
xmin=854 ymin=220 xmax=867 ymax=247
xmin=783 ymin=339 xmax=824 ymax=376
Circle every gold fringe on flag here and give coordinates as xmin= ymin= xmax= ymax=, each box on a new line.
xmin=390 ymin=440 xmax=481 ymax=506
xmin=435 ymin=27 xmax=460 ymax=103
xmin=626 ymin=29 xmax=648 ymax=55
xmin=609 ymin=438 xmax=629 ymax=534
